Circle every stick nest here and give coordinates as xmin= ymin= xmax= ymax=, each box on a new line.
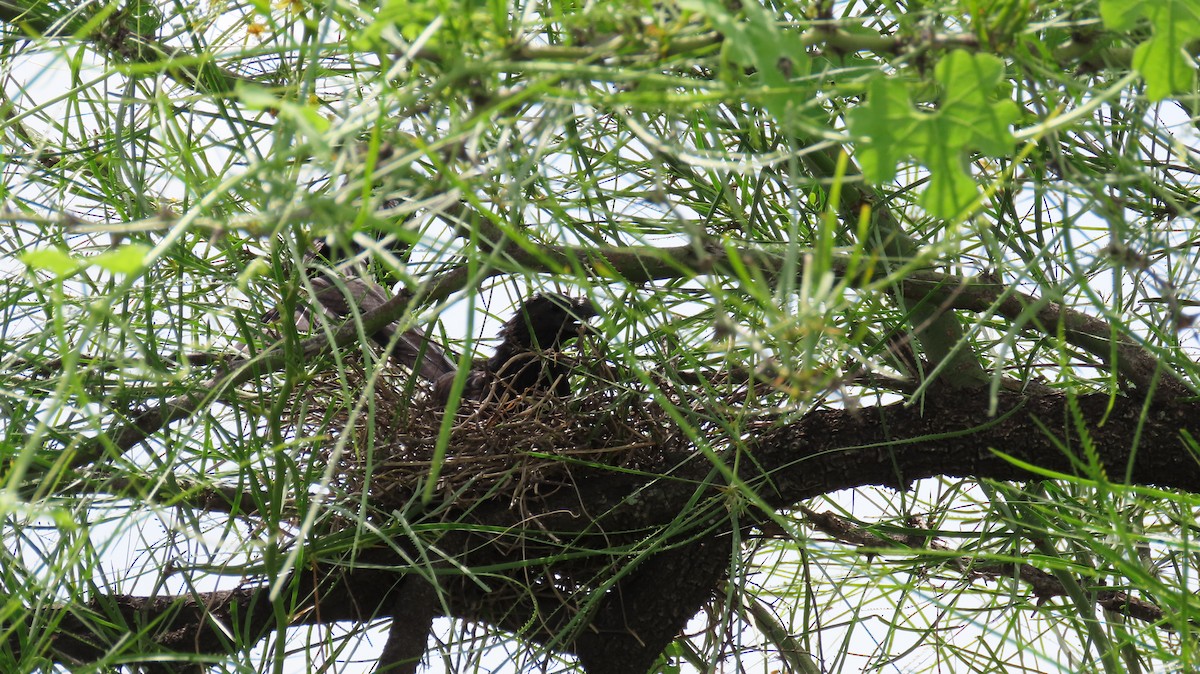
xmin=287 ymin=356 xmax=697 ymax=515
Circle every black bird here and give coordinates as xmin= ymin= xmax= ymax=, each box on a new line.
xmin=433 ymin=293 xmax=597 ymax=405
xmin=270 ymin=275 xmax=457 ymax=382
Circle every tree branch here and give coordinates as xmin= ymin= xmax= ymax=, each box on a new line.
xmin=50 ymin=235 xmax=1187 ymax=503
xmin=799 ymin=506 xmax=1166 ymax=625
xmin=23 ymin=387 xmax=1199 ymax=670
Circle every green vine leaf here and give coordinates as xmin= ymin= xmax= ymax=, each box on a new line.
xmin=20 ymin=247 xmax=80 ymax=277
xmin=21 ymin=244 xmax=152 ymax=278
xmin=848 ymin=50 xmax=1018 ymax=218
xmin=847 ymin=76 xmax=917 ymax=185
xmin=93 ymin=244 xmax=152 ymax=275
xmin=679 ymin=0 xmax=813 ymax=129
xmin=1100 ymin=0 xmax=1200 ymax=101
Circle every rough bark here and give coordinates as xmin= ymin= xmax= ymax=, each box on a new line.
xmin=22 ymin=388 xmax=1200 ymax=672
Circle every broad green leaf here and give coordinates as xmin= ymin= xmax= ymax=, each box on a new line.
xmin=933 ymin=50 xmax=1018 ymax=156
xmin=848 ymin=50 xmax=1018 ymax=218
xmin=1100 ymin=0 xmax=1200 ymax=100
xmin=92 ymin=244 xmax=151 ymax=275
xmin=1099 ymin=0 xmax=1144 ymax=29
xmin=679 ymin=0 xmax=813 ymax=130
xmin=918 ymin=51 xmax=1019 ymax=214
xmin=919 ymin=148 xmax=982 ymax=217
xmin=21 ymin=247 xmax=80 ymax=276
xmin=123 ymin=0 xmax=164 ymax=35
xmin=846 ymin=77 xmax=918 ymax=183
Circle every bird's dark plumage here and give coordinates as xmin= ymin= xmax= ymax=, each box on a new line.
xmin=433 ymin=293 xmax=597 ymax=405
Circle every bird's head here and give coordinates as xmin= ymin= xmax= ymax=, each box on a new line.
xmin=502 ymin=293 xmax=598 ymax=351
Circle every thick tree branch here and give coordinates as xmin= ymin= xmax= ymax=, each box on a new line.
xmin=800 ymin=148 xmax=991 ymax=388
xmin=490 ymin=241 xmax=1191 ymax=397
xmin=900 ymin=270 xmax=1190 ymax=399
xmin=52 ymin=237 xmax=1188 ymax=506
xmin=751 ymin=390 xmax=1200 ymax=504
xmin=429 ymin=224 xmax=1189 ymax=396
xmin=574 ymin=534 xmax=732 ymax=674
xmin=26 ymin=388 xmax=1200 ymax=671
xmin=376 ymin=578 xmax=438 ymax=674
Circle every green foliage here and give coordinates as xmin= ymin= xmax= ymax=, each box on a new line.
xmin=2 ymin=0 xmax=1200 ymax=672
xmin=19 ymin=247 xmax=81 ymax=277
xmin=681 ymin=0 xmax=815 ymax=129
xmin=849 ymin=51 xmax=1019 ymax=218
xmin=1101 ymin=0 xmax=1200 ymax=100
xmin=20 ymin=243 xmax=150 ymax=278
